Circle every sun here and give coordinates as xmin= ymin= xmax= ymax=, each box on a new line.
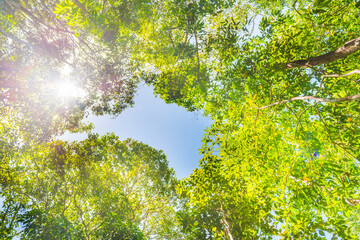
xmin=54 ymin=81 xmax=85 ymax=99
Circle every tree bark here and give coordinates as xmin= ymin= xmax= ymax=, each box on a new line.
xmin=284 ymin=37 xmax=360 ymax=69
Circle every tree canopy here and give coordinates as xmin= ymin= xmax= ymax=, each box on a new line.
xmin=1 ymin=132 xmax=180 ymax=239
xmin=1 ymin=0 xmax=360 ymax=239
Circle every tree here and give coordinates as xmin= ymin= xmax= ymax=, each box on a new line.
xmin=178 ymin=101 xmax=360 ymax=239
xmin=2 ymin=0 xmax=360 ymax=239
xmin=0 ymin=118 xmax=29 ymax=238
xmin=1 ymin=133 xmax=181 ymax=239
xmin=118 ymin=0 xmax=360 ymax=156
xmin=0 ymin=0 xmax=138 ymax=141
xmin=119 ymin=1 xmax=360 ymax=236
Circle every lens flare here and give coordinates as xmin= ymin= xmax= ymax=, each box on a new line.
xmin=54 ymin=81 xmax=85 ymax=99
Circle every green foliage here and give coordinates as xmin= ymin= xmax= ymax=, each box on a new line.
xmin=0 ymin=133 xmax=180 ymax=239
xmin=2 ymin=0 xmax=360 ymax=239
xmin=178 ymin=101 xmax=360 ymax=239
xmin=124 ymin=1 xmax=360 ymax=236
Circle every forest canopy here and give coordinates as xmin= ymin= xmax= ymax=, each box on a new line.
xmin=1 ymin=0 xmax=360 ymax=239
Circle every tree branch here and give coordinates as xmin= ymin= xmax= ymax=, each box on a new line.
xmin=256 ymin=93 xmax=360 ymax=109
xmin=323 ymin=69 xmax=360 ymax=78
xmin=168 ymin=29 xmax=176 ymax=50
xmin=283 ymin=37 xmax=360 ymax=69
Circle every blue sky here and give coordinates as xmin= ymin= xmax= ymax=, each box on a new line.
xmin=61 ymin=84 xmax=213 ymax=179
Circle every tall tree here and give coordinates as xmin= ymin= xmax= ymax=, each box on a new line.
xmin=121 ymin=0 xmax=360 ymax=156
xmin=120 ymin=1 xmax=360 ymax=236
xmin=1 ymin=133 xmax=181 ymax=239
xmin=178 ymin=101 xmax=360 ymax=239
xmin=2 ymin=0 xmax=360 ymax=239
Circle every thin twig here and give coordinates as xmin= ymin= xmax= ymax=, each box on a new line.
xmin=284 ymin=103 xmax=302 ymax=138
xmin=295 ymin=104 xmax=315 ymax=134
xmin=173 ymin=29 xmax=189 ymax=66
xmin=315 ymin=103 xmax=356 ymax=158
xmin=292 ymin=0 xmax=302 ymax=16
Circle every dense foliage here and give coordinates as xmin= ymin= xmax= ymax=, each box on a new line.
xmin=1 ymin=132 xmax=180 ymax=239
xmin=1 ymin=0 xmax=360 ymax=239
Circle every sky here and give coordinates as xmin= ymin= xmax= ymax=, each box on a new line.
xmin=60 ymin=84 xmax=213 ymax=179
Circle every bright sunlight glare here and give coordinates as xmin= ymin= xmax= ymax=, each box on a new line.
xmin=54 ymin=81 xmax=85 ymax=99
